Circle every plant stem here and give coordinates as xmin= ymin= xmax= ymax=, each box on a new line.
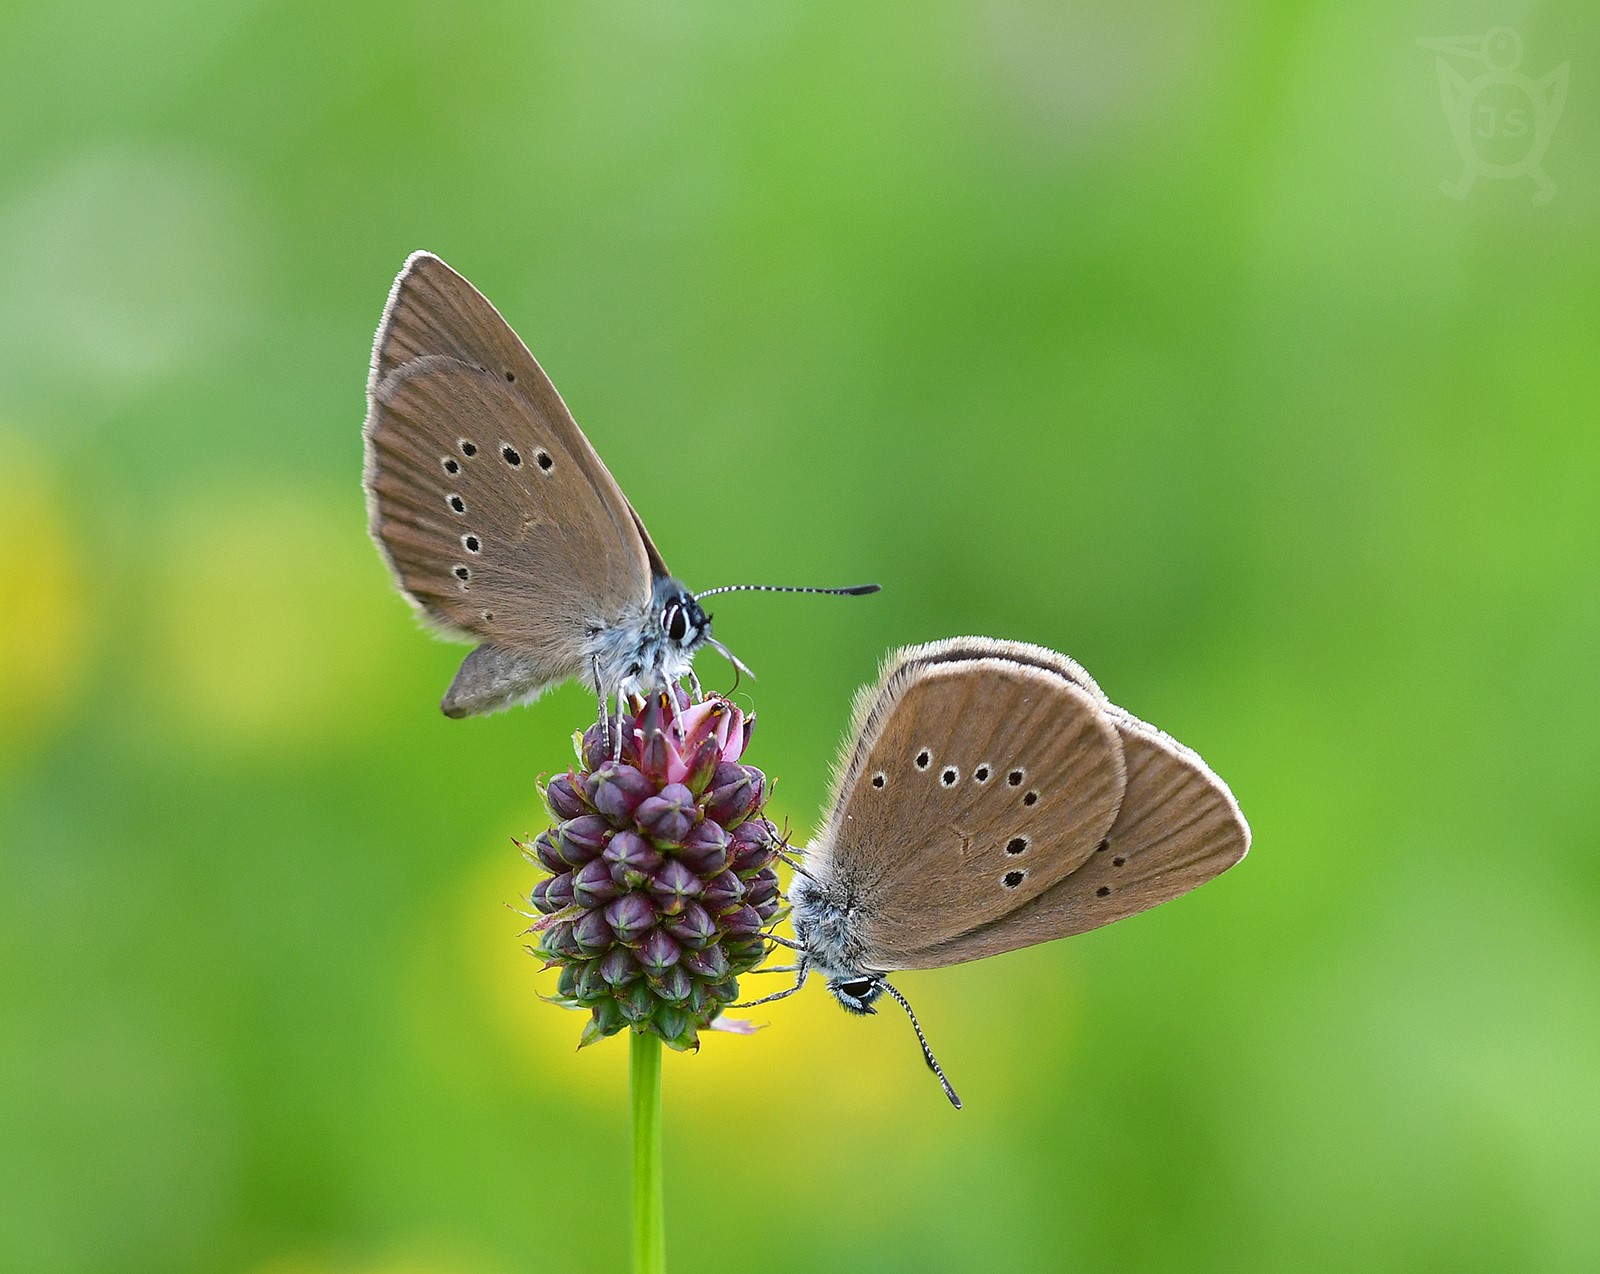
xmin=630 ymin=1029 xmax=665 ymax=1274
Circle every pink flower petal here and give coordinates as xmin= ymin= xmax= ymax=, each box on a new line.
xmin=707 ymin=1014 xmax=764 ymax=1035
xmin=676 ymin=699 xmax=719 ymax=741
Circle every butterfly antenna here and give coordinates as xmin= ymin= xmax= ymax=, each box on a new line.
xmin=879 ymin=980 xmax=962 ymax=1110
xmin=693 ymin=583 xmax=881 ymax=600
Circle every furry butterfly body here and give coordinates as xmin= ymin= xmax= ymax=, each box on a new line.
xmin=756 ymin=637 xmax=1250 ymax=1107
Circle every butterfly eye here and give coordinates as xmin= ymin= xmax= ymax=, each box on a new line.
xmin=838 ymin=978 xmax=875 ymax=1000
xmin=664 ymin=604 xmax=689 ymax=643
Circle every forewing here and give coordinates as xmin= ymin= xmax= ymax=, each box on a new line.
xmin=896 ymin=706 xmax=1249 ymax=969
xmin=811 ymin=649 xmax=1128 ymax=966
xmin=363 ymin=252 xmax=657 ymax=671
xmin=891 ymin=636 xmax=1109 ymax=702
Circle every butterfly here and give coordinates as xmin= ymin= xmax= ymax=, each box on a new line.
xmin=362 ymin=252 xmax=876 ymax=725
xmin=747 ymin=637 xmax=1250 ymax=1108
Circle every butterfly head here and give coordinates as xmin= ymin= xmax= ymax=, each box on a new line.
xmin=658 ymin=589 xmax=710 ymax=652
xmin=827 ymin=975 xmax=884 ymax=1015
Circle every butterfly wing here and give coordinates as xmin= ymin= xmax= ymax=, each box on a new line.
xmin=893 ymin=703 xmax=1250 ymax=969
xmin=809 ymin=643 xmax=1129 ymax=967
xmin=363 ymin=253 xmax=660 ymax=705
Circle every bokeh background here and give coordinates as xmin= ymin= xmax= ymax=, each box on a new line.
xmin=3 ymin=2 xmax=1598 ymax=1271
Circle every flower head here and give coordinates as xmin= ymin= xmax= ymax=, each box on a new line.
xmin=526 ymin=690 xmax=781 ymax=1051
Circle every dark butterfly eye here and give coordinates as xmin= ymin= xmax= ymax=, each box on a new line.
xmin=839 ymin=979 xmax=875 ymax=1000
xmin=664 ymin=604 xmax=689 ymax=643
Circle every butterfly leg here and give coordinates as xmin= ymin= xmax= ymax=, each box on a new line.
xmin=592 ymin=659 xmax=607 ymax=727
xmin=612 ymin=685 xmax=629 ymax=762
xmin=663 ymin=676 xmax=688 ymax=744
xmin=732 ymin=960 xmax=808 ymax=1009
xmin=687 ymin=667 xmax=704 ymax=703
xmin=761 ymin=933 xmax=804 ymax=951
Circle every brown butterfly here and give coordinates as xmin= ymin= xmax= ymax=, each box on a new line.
xmin=362 ymin=251 xmax=876 ymax=723
xmin=749 ymin=637 xmax=1250 ymax=1108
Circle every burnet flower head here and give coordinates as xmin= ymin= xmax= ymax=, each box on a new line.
xmin=525 ymin=689 xmax=782 ymax=1051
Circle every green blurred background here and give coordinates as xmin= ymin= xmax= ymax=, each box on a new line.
xmin=3 ymin=2 xmax=1597 ymax=1271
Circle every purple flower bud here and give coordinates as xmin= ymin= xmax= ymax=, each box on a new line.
xmin=580 ymin=721 xmax=610 ymax=770
xmin=680 ymin=732 xmax=722 ymax=796
xmin=598 ymin=947 xmax=640 ymax=987
xmin=722 ymin=905 xmax=763 ymax=941
xmin=581 ymin=720 xmax=637 ymax=770
xmin=603 ymin=893 xmax=656 ymax=946
xmin=542 ymin=920 xmax=581 ymax=961
xmin=729 ymin=819 xmax=777 ymax=877
xmin=744 ymin=867 xmax=780 ymax=909
xmin=533 ymin=831 xmax=566 ymax=874
xmin=683 ymin=942 xmax=729 ymax=981
xmin=544 ymin=871 xmax=575 ymax=911
xmin=585 ymin=762 xmax=656 ymax=827
xmin=677 ymin=819 xmax=730 ymax=876
xmin=604 ymin=831 xmax=663 ymax=889
xmin=529 ymin=690 xmax=777 ymax=1047
xmin=572 ymin=858 xmax=620 ymax=909
xmin=635 ymin=784 xmax=698 ymax=845
xmin=664 ymin=902 xmax=716 ymax=950
xmin=703 ymin=762 xmax=760 ymax=827
xmin=545 ymin=772 xmax=591 ymax=820
xmin=652 ymin=964 xmax=693 ymax=1006
xmin=650 ymin=859 xmax=703 ymax=916
xmin=638 ymin=725 xmax=670 ymax=787
xmin=572 ymin=907 xmax=614 ymax=955
xmin=638 ymin=928 xmax=682 ymax=975
xmin=557 ymin=815 xmax=611 ymax=866
xmin=701 ymin=870 xmax=745 ymax=916
xmin=529 ymin=873 xmax=566 ymax=914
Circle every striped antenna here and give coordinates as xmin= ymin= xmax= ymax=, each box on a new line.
xmin=880 ymin=980 xmax=962 ymax=1110
xmin=693 ymin=583 xmax=881 ymax=600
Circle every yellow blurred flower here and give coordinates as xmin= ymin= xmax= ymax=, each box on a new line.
xmin=0 ymin=427 xmax=87 ymax=764
xmin=143 ymin=487 xmax=406 ymax=752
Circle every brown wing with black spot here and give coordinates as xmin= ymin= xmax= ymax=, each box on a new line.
xmin=895 ymin=702 xmax=1250 ymax=969
xmin=362 ymin=252 xmax=657 ymax=680
xmin=809 ymin=646 xmax=1129 ymax=968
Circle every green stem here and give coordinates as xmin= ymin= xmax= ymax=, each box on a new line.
xmin=630 ymin=1029 xmax=665 ymax=1274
